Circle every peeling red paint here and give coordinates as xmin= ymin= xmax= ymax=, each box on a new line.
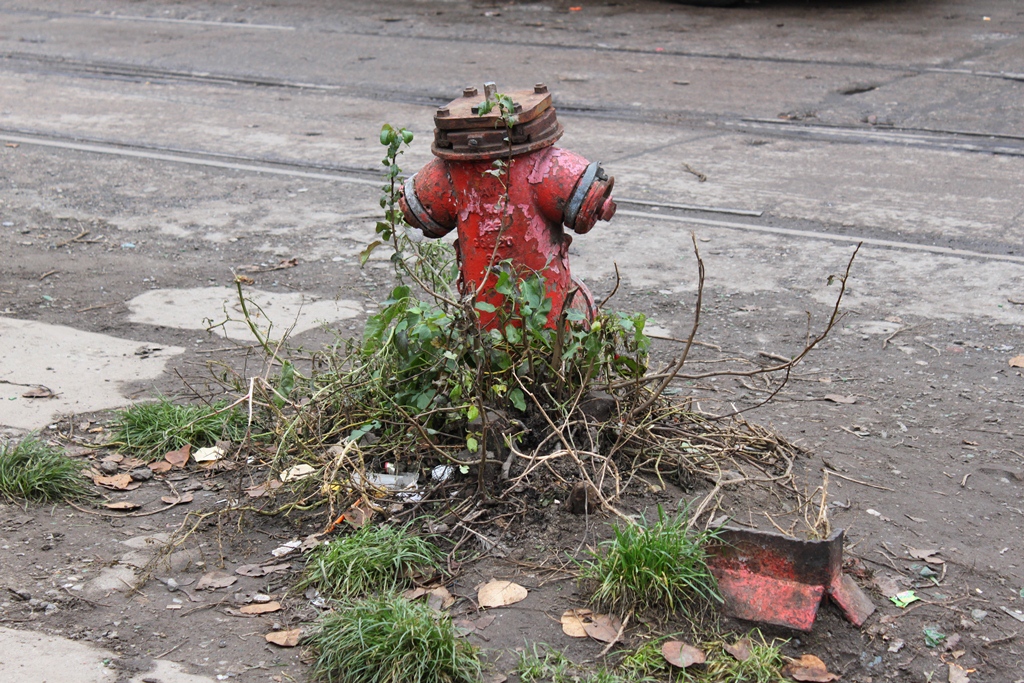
xmin=401 ymin=144 xmax=614 ymax=329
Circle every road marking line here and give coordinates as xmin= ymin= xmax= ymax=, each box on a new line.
xmin=617 ymin=210 xmax=1024 ymax=265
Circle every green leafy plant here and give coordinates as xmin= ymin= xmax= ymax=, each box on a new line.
xmin=307 ymin=593 xmax=481 ymax=683
xmin=298 ymin=523 xmax=442 ymax=599
xmin=0 ymin=434 xmax=91 ymax=503
xmin=579 ymin=505 xmax=722 ymax=619
xmin=110 ymin=397 xmax=247 ymax=460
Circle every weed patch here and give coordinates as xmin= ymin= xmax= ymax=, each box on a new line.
xmin=516 ymin=644 xmax=629 ymax=683
xmin=0 ymin=434 xmax=91 ymax=503
xmin=306 ymin=594 xmax=480 ymax=683
xmin=579 ymin=506 xmax=721 ymax=619
xmin=111 ymin=397 xmax=247 ymax=460
xmin=298 ymin=523 xmax=442 ymax=599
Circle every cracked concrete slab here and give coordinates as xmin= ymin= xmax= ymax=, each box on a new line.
xmin=0 ymin=626 xmax=216 ymax=683
xmin=126 ymin=286 xmax=362 ymax=339
xmin=0 ymin=317 xmax=185 ymax=432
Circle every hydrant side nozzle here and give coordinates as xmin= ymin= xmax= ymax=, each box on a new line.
xmin=566 ymin=163 xmax=616 ymax=235
xmin=399 ymin=162 xmax=458 ymax=239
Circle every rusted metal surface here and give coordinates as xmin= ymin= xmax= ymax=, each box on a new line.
xmin=400 ymin=83 xmax=616 ymax=329
xmin=706 ymin=527 xmax=875 ymax=632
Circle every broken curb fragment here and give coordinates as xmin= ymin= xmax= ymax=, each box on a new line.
xmin=705 ymin=527 xmax=875 ymax=632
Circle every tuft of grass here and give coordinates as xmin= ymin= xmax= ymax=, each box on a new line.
xmin=515 ymin=644 xmax=574 ymax=683
xmin=579 ymin=505 xmax=722 ymax=619
xmin=701 ymin=631 xmax=786 ymax=683
xmin=515 ymin=645 xmax=629 ymax=683
xmin=0 ymin=434 xmax=91 ymax=503
xmin=617 ymin=639 xmax=673 ymax=682
xmin=307 ymin=594 xmax=481 ymax=683
xmin=617 ymin=631 xmax=786 ymax=683
xmin=298 ymin=523 xmax=442 ymax=599
xmin=111 ymin=397 xmax=247 ymax=460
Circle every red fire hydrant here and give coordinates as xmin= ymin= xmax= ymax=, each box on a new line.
xmin=399 ymin=82 xmax=616 ymax=329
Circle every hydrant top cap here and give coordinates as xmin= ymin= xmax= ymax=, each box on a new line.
xmin=431 ymin=83 xmax=563 ymax=161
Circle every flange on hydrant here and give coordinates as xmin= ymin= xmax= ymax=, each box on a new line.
xmin=399 ymin=82 xmax=616 ymax=329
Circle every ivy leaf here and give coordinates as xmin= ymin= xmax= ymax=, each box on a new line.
xmin=466 ymin=405 xmax=480 ymax=422
xmin=475 ymin=302 xmax=497 ymax=313
xmin=466 ymin=436 xmax=479 ymax=452
xmin=509 ymin=388 xmax=527 ymax=412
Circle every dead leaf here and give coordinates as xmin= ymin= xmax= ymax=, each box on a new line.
xmin=662 ymin=640 xmax=706 ymax=668
xmin=164 ymin=445 xmax=191 ymax=468
xmin=823 ymin=394 xmax=857 ymax=404
xmin=782 ymin=655 xmax=839 ymax=682
xmin=344 ymin=503 xmax=371 ymax=529
xmin=160 ymin=492 xmax=194 ymax=505
xmin=240 ymin=601 xmax=282 ymax=615
xmin=265 ymin=629 xmax=301 ymax=647
xmin=104 ymin=501 xmax=141 ymax=511
xmin=427 ymin=586 xmax=455 ymax=611
xmin=21 ymin=386 xmax=56 ymax=399
xmin=908 ymin=547 xmax=944 ymax=564
xmin=1009 ymin=355 xmax=1024 ymax=368
xmin=583 ymin=613 xmax=622 ymax=643
xmin=262 ymin=563 xmax=291 ymax=574
xmin=93 ymin=473 xmax=134 ymax=490
xmin=193 ymin=445 xmax=224 ymax=463
xmin=120 ymin=457 xmax=146 ymax=470
xmin=724 ymin=638 xmax=752 ymax=662
xmin=245 ymin=479 xmax=283 ymax=497
xmin=477 ymin=580 xmax=528 ymax=608
xmin=195 ymin=571 xmax=237 ymax=590
xmin=149 ymin=460 xmax=173 ymax=473
xmin=236 ymin=564 xmax=268 ymax=577
xmin=279 ymin=464 xmax=316 ymax=482
xmin=561 ymin=608 xmax=592 ymax=638
xmin=948 ymin=663 xmax=970 ymax=683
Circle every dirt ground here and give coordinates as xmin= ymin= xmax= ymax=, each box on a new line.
xmin=2 ymin=0 xmax=1024 ymax=681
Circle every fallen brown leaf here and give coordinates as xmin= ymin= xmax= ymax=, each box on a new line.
xmin=948 ymin=662 xmax=970 ymax=683
xmin=160 ymin=492 xmax=194 ymax=505
xmin=427 ymin=586 xmax=455 ymax=611
xmin=662 ymin=640 xmax=706 ymax=668
xmin=477 ymin=580 xmax=527 ymax=608
xmin=164 ymin=445 xmax=191 ymax=468
xmin=93 ymin=473 xmax=134 ymax=490
xmin=240 ymin=601 xmax=282 ymax=615
xmin=583 ymin=613 xmax=622 ymax=643
xmin=560 ymin=608 xmax=592 ymax=638
xmin=1009 ymin=355 xmax=1024 ymax=368
xmin=149 ymin=460 xmax=173 ymax=474
xmin=782 ymin=655 xmax=839 ymax=682
xmin=21 ymin=386 xmax=56 ymax=399
xmin=104 ymin=501 xmax=141 ymax=511
xmin=724 ymin=637 xmax=752 ymax=662
xmin=265 ymin=629 xmax=301 ymax=647
xmin=908 ymin=547 xmax=944 ymax=564
xmin=236 ymin=564 xmax=267 ymax=577
xmin=195 ymin=571 xmax=237 ymax=590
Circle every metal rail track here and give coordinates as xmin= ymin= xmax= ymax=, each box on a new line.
xmin=3 ymin=51 xmax=1023 ymax=157
xmin=2 ymin=128 xmax=1021 ymax=265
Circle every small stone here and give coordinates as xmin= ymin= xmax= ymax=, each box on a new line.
xmin=98 ymin=460 xmax=120 ymax=475
xmin=971 ymin=609 xmax=988 ymax=621
xmin=130 ymin=467 xmax=154 ymax=482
